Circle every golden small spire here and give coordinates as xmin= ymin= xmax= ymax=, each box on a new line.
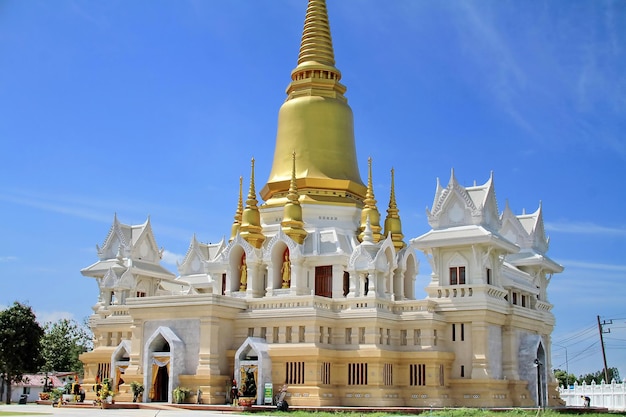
xmin=239 ymin=158 xmax=266 ymax=249
xmin=358 ymin=157 xmax=382 ymax=242
xmin=229 ymin=176 xmax=244 ymax=242
xmin=281 ymin=152 xmax=307 ymax=244
xmin=383 ymin=168 xmax=405 ymax=250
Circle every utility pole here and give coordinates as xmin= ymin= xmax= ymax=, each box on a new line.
xmin=597 ymin=315 xmax=612 ymax=382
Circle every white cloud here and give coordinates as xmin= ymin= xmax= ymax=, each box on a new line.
xmin=0 ymin=256 xmax=18 ymax=262
xmin=161 ymin=250 xmax=185 ymax=267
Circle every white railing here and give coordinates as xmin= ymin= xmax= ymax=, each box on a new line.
xmin=558 ymin=380 xmax=626 ymax=411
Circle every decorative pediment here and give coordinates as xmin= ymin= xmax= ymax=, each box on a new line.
xmin=118 ymin=269 xmax=136 ymax=290
xmin=265 ymin=228 xmax=300 ymax=262
xmin=102 ymin=267 xmax=121 ymax=289
xmin=220 ymin=233 xmax=257 ymax=263
xmin=500 ymin=201 xmax=529 ymax=247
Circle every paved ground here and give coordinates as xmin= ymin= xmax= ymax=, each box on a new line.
xmin=0 ymin=404 xmax=251 ymax=417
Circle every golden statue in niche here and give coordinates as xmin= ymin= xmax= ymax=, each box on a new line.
xmin=281 ymin=250 xmax=291 ymax=289
xmin=240 ymin=254 xmax=247 ymax=291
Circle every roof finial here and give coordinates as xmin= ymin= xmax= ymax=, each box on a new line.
xmin=358 ymin=157 xmax=382 ymax=242
xmin=282 ymin=152 xmax=307 ymax=244
xmin=383 ymin=168 xmax=405 ymax=250
xmin=240 ymin=158 xmax=266 ymax=248
xmin=229 ymin=176 xmax=244 ymax=242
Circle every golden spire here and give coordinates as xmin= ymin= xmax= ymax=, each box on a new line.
xmin=261 ymin=0 xmax=366 ymax=206
xmin=383 ymin=168 xmax=405 ymax=250
xmin=358 ymin=157 xmax=382 ymax=242
xmin=229 ymin=176 xmax=244 ymax=242
xmin=239 ymin=158 xmax=266 ymax=248
xmin=281 ymin=152 xmax=307 ymax=244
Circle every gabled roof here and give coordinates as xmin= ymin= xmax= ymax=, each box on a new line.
xmin=177 ymin=235 xmax=225 ymax=275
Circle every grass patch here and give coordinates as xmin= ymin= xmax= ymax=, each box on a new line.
xmin=252 ymin=410 xmax=626 ymax=417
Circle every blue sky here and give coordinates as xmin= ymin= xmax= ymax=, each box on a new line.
xmin=1 ymin=1 xmax=625 ymax=379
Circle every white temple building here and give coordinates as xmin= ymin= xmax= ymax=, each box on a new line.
xmin=79 ymin=0 xmax=563 ymax=408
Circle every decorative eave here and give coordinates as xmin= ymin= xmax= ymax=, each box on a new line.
xmin=411 ymin=225 xmax=520 ymax=254
xmin=506 ymin=251 xmax=564 ymax=273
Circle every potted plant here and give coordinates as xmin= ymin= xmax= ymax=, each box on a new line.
xmin=130 ymin=381 xmax=144 ymax=402
xmin=173 ymin=386 xmax=190 ymax=404
xmin=99 ymin=379 xmax=115 ymax=407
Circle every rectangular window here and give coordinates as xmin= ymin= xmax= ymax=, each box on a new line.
xmin=359 ymin=327 xmax=366 ymax=344
xmin=486 ymin=268 xmax=492 ymax=285
xmin=285 ymin=361 xmax=305 ymax=384
xmin=319 ymin=326 xmax=324 ymax=344
xmin=321 ymin=362 xmax=331 ymax=385
xmin=273 ymin=327 xmax=279 ymax=343
xmin=327 ymin=327 xmax=332 ymax=344
xmin=286 ymin=326 xmax=292 ymax=343
xmin=414 ymin=329 xmax=421 ymax=345
xmin=461 ymin=365 xmax=465 ymax=378
xmin=22 ymin=387 xmax=30 ymax=395
xmin=383 ymin=363 xmax=393 ymax=386
xmin=439 ymin=364 xmax=445 ymax=386
xmin=248 ymin=328 xmax=254 ymax=337
xmin=433 ymin=329 xmax=438 ymax=346
xmin=345 ymin=328 xmax=352 ymax=344
xmin=512 ymin=292 xmax=518 ymax=305
xmin=461 ymin=323 xmax=465 ymax=341
xmin=315 ymin=265 xmax=333 ymax=298
xmin=222 ymin=273 xmax=226 ymax=295
xmin=299 ymin=326 xmax=305 ymax=343
xmin=452 ymin=323 xmax=456 ymax=342
xmin=409 ymin=364 xmax=426 ymax=386
xmin=136 ymin=291 xmax=146 ymax=298
xmin=379 ymin=328 xmax=384 ymax=345
xmin=348 ymin=363 xmax=368 ymax=385
xmin=521 ymin=295 xmax=527 ymax=307
xmin=260 ymin=327 xmax=267 ymax=340
xmin=450 ymin=266 xmax=466 ymax=285
xmin=386 ymin=328 xmax=391 ymax=345
xmin=400 ymin=329 xmax=407 ymax=346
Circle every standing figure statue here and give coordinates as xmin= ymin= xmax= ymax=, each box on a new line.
xmin=240 ymin=255 xmax=247 ymax=291
xmin=281 ymin=252 xmax=291 ymax=289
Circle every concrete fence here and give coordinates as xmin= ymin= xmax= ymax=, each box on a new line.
xmin=558 ymin=380 xmax=626 ymax=411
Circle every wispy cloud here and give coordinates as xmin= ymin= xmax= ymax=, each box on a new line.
xmin=555 ymin=259 xmax=626 ymax=273
xmin=545 ymin=221 xmax=626 ymax=236
xmin=0 ymin=256 xmax=18 ymax=262
xmin=0 ymin=189 xmax=112 ymax=223
xmin=35 ymin=309 xmax=75 ymax=325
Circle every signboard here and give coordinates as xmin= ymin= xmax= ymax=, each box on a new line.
xmin=264 ymin=383 xmax=273 ymax=405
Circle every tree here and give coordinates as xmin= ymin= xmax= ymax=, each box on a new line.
xmin=579 ymin=367 xmax=621 ymax=385
xmin=553 ymin=368 xmax=577 ymax=387
xmin=0 ymin=302 xmax=44 ymax=404
xmin=40 ymin=318 xmax=92 ymax=376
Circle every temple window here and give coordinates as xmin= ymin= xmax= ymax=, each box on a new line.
xmin=450 ymin=266 xmax=466 ymax=285
xmin=409 ymin=364 xmax=426 ymax=386
xmin=383 ymin=363 xmax=393 ymax=386
xmin=285 ymin=361 xmax=305 ymax=384
xmin=321 ymin=362 xmax=331 ymax=384
xmin=348 ymin=363 xmax=368 ymax=385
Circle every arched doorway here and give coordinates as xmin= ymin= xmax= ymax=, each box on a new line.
xmin=153 ymin=365 xmax=169 ymax=402
xmin=143 ymin=326 xmax=184 ymax=403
